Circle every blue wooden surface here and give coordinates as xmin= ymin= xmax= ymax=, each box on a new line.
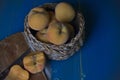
xmin=0 ymin=0 xmax=120 ymax=80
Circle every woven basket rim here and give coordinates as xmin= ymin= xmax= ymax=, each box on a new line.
xmin=24 ymin=13 xmax=84 ymax=46
xmin=24 ymin=3 xmax=85 ymax=60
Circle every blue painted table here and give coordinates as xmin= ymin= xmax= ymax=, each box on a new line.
xmin=0 ymin=0 xmax=120 ymax=80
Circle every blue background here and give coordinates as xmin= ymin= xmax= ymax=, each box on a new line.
xmin=0 ymin=0 xmax=120 ymax=80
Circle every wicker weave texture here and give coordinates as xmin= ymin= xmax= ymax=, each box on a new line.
xmin=24 ymin=3 xmax=85 ymax=60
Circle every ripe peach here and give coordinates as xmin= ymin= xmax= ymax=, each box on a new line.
xmin=65 ymin=23 xmax=75 ymax=39
xmin=6 ymin=65 xmax=29 ymax=80
xmin=23 ymin=52 xmax=46 ymax=74
xmin=47 ymin=20 xmax=69 ymax=45
xmin=28 ymin=7 xmax=46 ymax=16
xmin=28 ymin=7 xmax=50 ymax=31
xmin=35 ymin=28 xmax=49 ymax=43
xmin=55 ymin=2 xmax=75 ymax=22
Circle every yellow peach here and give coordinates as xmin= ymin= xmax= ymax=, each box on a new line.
xmin=31 ymin=7 xmax=46 ymax=13
xmin=65 ymin=23 xmax=75 ymax=39
xmin=35 ymin=28 xmax=49 ymax=43
xmin=47 ymin=20 xmax=69 ymax=45
xmin=23 ymin=52 xmax=46 ymax=74
xmin=28 ymin=7 xmax=50 ymax=31
xmin=6 ymin=65 xmax=29 ymax=80
xmin=55 ymin=2 xmax=75 ymax=22
xmin=28 ymin=7 xmax=46 ymax=16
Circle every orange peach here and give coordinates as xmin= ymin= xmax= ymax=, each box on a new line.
xmin=47 ymin=20 xmax=69 ymax=45
xmin=28 ymin=7 xmax=50 ymax=31
xmin=35 ymin=28 xmax=49 ymax=43
xmin=55 ymin=2 xmax=75 ymax=22
xmin=23 ymin=52 xmax=46 ymax=74
xmin=6 ymin=65 xmax=29 ymax=80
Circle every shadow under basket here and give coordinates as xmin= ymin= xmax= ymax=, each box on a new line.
xmin=24 ymin=3 xmax=85 ymax=60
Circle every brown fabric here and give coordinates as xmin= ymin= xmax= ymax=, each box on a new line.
xmin=0 ymin=33 xmax=29 ymax=73
xmin=0 ymin=33 xmax=47 ymax=80
xmin=30 ymin=72 xmax=47 ymax=80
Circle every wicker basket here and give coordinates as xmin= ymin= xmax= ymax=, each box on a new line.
xmin=24 ymin=3 xmax=85 ymax=60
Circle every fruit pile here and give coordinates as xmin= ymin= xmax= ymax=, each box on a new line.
xmin=5 ymin=2 xmax=84 ymax=80
xmin=28 ymin=2 xmax=76 ymax=45
xmin=6 ymin=51 xmax=46 ymax=80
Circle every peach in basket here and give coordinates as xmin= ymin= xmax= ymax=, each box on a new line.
xmin=24 ymin=2 xmax=85 ymax=60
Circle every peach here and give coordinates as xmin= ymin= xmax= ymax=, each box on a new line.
xmin=6 ymin=65 xmax=29 ymax=80
xmin=65 ymin=23 xmax=75 ymax=39
xmin=55 ymin=2 xmax=75 ymax=22
xmin=35 ymin=28 xmax=49 ymax=43
xmin=23 ymin=52 xmax=46 ymax=74
xmin=28 ymin=7 xmax=50 ymax=31
xmin=47 ymin=20 xmax=69 ymax=45
xmin=28 ymin=7 xmax=46 ymax=16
